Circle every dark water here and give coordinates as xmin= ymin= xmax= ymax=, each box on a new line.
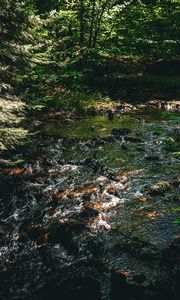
xmin=0 ymin=107 xmax=180 ymax=300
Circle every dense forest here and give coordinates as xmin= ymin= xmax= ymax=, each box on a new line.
xmin=0 ymin=1 xmax=180 ymax=299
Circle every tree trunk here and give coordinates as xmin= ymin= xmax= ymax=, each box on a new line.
xmin=79 ymin=0 xmax=85 ymax=46
xmin=92 ymin=0 xmax=109 ymax=48
xmin=88 ymin=0 xmax=96 ymax=48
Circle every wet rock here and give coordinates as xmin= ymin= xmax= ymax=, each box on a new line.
xmin=115 ymin=174 xmax=128 ymax=183
xmin=55 ymin=186 xmax=98 ymax=200
xmin=80 ymin=186 xmax=98 ymax=195
xmin=147 ymin=100 xmax=180 ymax=112
xmin=111 ymin=128 xmax=131 ymax=136
xmin=148 ymin=181 xmax=171 ymax=196
xmin=107 ymin=182 xmax=124 ymax=195
xmin=118 ymin=102 xmax=133 ymax=112
xmin=111 ymin=169 xmax=144 ymax=183
xmin=124 ymin=136 xmax=142 ymax=143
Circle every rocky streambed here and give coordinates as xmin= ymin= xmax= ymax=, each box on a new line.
xmin=0 ymin=104 xmax=180 ymax=300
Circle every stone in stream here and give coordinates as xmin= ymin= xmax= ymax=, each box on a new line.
xmin=111 ymin=128 xmax=131 ymax=136
xmin=112 ymin=174 xmax=128 ymax=183
xmin=56 ymin=186 xmax=98 ymax=200
xmin=148 ymin=181 xmax=171 ymax=196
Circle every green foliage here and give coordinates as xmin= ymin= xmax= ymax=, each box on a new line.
xmin=39 ymin=0 xmax=179 ymax=56
xmin=0 ymin=0 xmax=35 ymax=95
xmin=1 ymin=0 xmax=179 ymax=113
xmin=30 ymin=91 xmax=102 ymax=111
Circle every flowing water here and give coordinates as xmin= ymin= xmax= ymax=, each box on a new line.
xmin=0 ymin=105 xmax=180 ymax=300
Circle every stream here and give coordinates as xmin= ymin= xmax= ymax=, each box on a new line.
xmin=0 ymin=104 xmax=180 ymax=300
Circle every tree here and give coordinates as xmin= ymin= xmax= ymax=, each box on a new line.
xmin=0 ymin=0 xmax=34 ymax=94
xmin=75 ymin=0 xmax=136 ymax=48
